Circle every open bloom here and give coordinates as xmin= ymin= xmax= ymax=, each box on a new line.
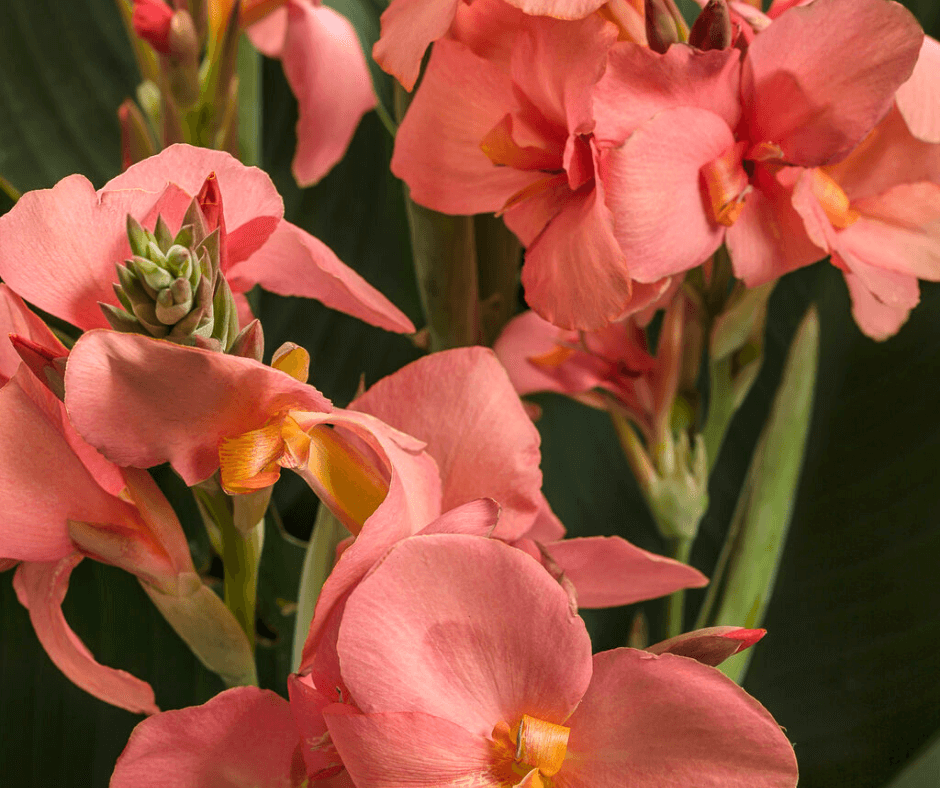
xmin=392 ymin=0 xmax=674 ymax=330
xmin=238 ymin=0 xmax=378 ymax=185
xmin=110 ymin=536 xmax=790 ymax=787
xmin=0 ymin=144 xmax=413 ymax=336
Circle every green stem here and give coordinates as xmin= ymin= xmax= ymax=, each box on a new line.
xmin=701 ymin=355 xmax=736 ymax=473
xmin=219 ymin=512 xmax=261 ymax=651
xmin=664 ymin=537 xmax=693 ymax=639
xmin=236 ymin=34 xmax=262 ymax=166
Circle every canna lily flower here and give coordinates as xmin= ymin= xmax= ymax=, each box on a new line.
xmin=0 ymin=288 xmax=254 ymax=713
xmin=392 ymin=0 xmax=674 ymax=330
xmin=0 ymin=144 xmax=413 ymax=336
xmin=321 ymin=535 xmax=799 ymax=788
xmin=108 ymin=536 xmax=783 ymax=787
xmin=595 ymin=0 xmax=923 ymax=288
xmin=214 ymin=0 xmax=377 ymax=186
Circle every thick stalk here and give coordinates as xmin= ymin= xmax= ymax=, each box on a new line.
xmin=236 ymin=34 xmax=261 ymax=166
xmin=664 ymin=536 xmax=693 ymax=639
xmin=475 ymin=213 xmax=522 ymax=346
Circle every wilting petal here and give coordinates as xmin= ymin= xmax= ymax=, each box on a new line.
xmin=0 ymin=175 xmax=168 ymax=330
xmin=14 ymin=557 xmax=159 ymax=716
xmin=538 ymin=537 xmax=708 ymax=609
xmin=64 ymin=331 xmax=330 ymax=485
xmin=227 ymin=221 xmax=414 ymax=332
xmin=282 ymin=3 xmax=376 ymax=186
xmin=104 ymin=144 xmax=284 ymax=264
xmin=726 ymin=166 xmax=824 ymax=286
xmin=391 ymin=39 xmax=544 ymax=214
xmin=600 ymin=107 xmax=731 ymax=283
xmin=0 ymin=285 xmax=67 ymax=384
xmin=336 ymin=535 xmax=592 ymax=738
xmin=373 ymin=0 xmax=460 ymax=91
xmin=326 ymin=708 xmax=503 ymax=788
xmin=647 ymin=627 xmax=766 ymax=667
xmin=896 ymin=36 xmax=940 ymax=144
xmin=110 ymin=687 xmax=306 ymax=787
xmin=742 ymin=0 xmax=922 ymax=165
xmin=351 ymin=348 xmax=543 ymax=540
xmin=0 ymin=367 xmax=142 ymax=563
xmin=594 ymin=43 xmax=741 ymax=146
xmin=522 ymin=181 xmax=631 ymax=331
xmin=562 ymin=649 xmax=798 ymax=788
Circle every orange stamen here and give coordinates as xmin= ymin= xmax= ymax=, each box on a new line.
xmin=810 ymin=169 xmax=860 ymax=229
xmin=528 ymin=345 xmax=576 ymax=370
xmin=481 ymin=115 xmax=560 ymax=172
xmin=701 ymin=142 xmax=750 ymax=227
xmin=515 ymin=715 xmax=569 ymax=778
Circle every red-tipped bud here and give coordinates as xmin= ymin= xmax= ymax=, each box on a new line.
xmin=196 ymin=172 xmax=229 ymax=268
xmin=689 ymin=0 xmax=734 ymax=51
xmin=9 ymin=334 xmax=68 ymax=400
xmin=646 ymin=626 xmax=767 ymax=667
xmin=644 ymin=0 xmax=680 ymax=54
xmin=132 ymin=0 xmax=175 ymax=54
xmin=118 ymin=99 xmax=156 ymax=172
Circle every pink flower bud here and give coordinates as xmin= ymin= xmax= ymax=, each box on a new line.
xmin=132 ymin=0 xmax=175 ymax=55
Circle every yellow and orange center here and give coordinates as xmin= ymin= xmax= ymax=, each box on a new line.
xmin=491 ymin=715 xmax=570 ymax=788
xmin=809 ymin=168 xmax=860 ymax=230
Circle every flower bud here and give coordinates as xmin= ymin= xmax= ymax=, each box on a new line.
xmin=689 ymin=0 xmax=733 ymax=51
xmin=118 ymin=99 xmax=156 ymax=172
xmin=132 ymin=0 xmax=174 ymax=55
xmin=645 ymin=0 xmax=680 ymax=54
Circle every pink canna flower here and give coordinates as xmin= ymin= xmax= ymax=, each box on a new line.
xmin=108 ymin=536 xmax=786 ymax=787
xmin=595 ymin=0 xmax=923 ymax=289
xmin=0 ymin=144 xmax=413 ymax=337
xmin=238 ymin=0 xmax=378 ymax=186
xmin=392 ymin=0 xmax=674 ymax=330
xmin=320 ymin=535 xmax=799 ymax=788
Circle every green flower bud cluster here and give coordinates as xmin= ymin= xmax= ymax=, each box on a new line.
xmin=101 ymin=199 xmax=240 ymax=352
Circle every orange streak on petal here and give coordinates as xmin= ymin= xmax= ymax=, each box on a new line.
xmin=528 ymin=344 xmax=576 ymax=370
xmin=811 ymin=168 xmax=860 ymax=229
xmin=701 ymin=142 xmax=750 ymax=227
xmin=219 ymin=420 xmax=286 ymax=493
xmin=481 ymin=115 xmax=560 ymax=172
xmin=516 ymin=715 xmax=569 ymax=778
xmin=498 ymin=173 xmax=569 ymax=217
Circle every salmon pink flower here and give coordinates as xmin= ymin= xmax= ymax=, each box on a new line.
xmin=393 ymin=0 xmax=674 ymax=330
xmin=240 ymin=0 xmax=377 ymax=186
xmin=322 ymin=535 xmax=799 ymax=788
xmin=0 ymin=144 xmax=413 ymax=336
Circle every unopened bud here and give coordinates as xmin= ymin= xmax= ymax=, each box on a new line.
xmin=689 ymin=0 xmax=733 ymax=51
xmin=645 ymin=0 xmax=680 ymax=54
xmin=167 ymin=10 xmax=201 ymax=107
xmin=9 ymin=335 xmax=68 ymax=400
xmin=118 ymin=99 xmax=156 ymax=172
xmin=229 ymin=319 xmax=265 ymax=362
xmin=132 ymin=0 xmax=174 ymax=54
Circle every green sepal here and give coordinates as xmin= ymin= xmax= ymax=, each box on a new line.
xmin=99 ymin=303 xmax=147 ymax=335
xmin=125 ymin=214 xmax=151 ymax=258
xmin=153 ymin=215 xmax=174 ymax=254
xmin=129 ymin=255 xmax=174 ymax=293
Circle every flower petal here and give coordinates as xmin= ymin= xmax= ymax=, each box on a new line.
xmin=282 ymin=3 xmax=376 ymax=186
xmin=562 ymin=649 xmax=798 ymax=788
xmin=247 ymin=5 xmax=288 ymax=58
xmin=14 ymin=557 xmax=159 ymax=716
xmin=351 ymin=347 xmax=543 ymax=540
xmin=64 ymin=331 xmax=331 ymax=486
xmin=0 ymin=285 xmax=67 ymax=384
xmin=336 ymin=535 xmax=593 ymax=737
xmin=373 ymin=0 xmax=460 ymax=91
xmin=742 ymin=0 xmax=922 ymax=165
xmin=896 ymin=36 xmax=940 ymax=144
xmin=110 ymin=686 xmax=306 ymax=787
xmin=538 ymin=536 xmax=708 ymax=609
xmin=226 ymin=221 xmax=414 ymax=332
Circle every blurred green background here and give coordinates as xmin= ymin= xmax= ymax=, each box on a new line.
xmin=1 ymin=0 xmax=938 ymax=785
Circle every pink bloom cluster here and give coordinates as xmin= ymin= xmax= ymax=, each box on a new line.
xmin=385 ymin=0 xmax=940 ymax=339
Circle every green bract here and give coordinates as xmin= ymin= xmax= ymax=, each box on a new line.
xmin=101 ymin=199 xmax=240 ymax=352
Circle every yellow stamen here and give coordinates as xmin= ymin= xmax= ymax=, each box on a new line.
xmin=810 ymin=169 xmax=860 ymax=229
xmin=515 ymin=715 xmax=569 ymax=778
xmin=701 ymin=143 xmax=750 ymax=227
xmin=528 ymin=345 xmax=576 ymax=370
xmin=272 ymin=342 xmax=311 ymax=383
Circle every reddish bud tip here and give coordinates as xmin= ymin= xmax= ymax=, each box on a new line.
xmin=725 ymin=627 xmax=767 ymax=650
xmin=9 ymin=334 xmax=68 ymax=400
xmin=196 ymin=172 xmax=229 ymax=268
xmin=689 ymin=0 xmax=733 ymax=51
xmin=132 ymin=0 xmax=175 ymax=54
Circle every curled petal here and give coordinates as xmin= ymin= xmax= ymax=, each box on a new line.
xmin=646 ymin=626 xmax=766 ymax=666
xmin=0 ymin=285 xmax=67 ymax=384
xmin=373 ymin=0 xmax=460 ymax=91
xmin=14 ymin=557 xmax=159 ymax=715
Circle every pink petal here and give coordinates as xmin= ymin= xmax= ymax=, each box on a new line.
xmin=373 ymin=0 xmax=459 ymax=91
xmin=842 ymin=267 xmax=917 ymax=341
xmin=325 ymin=709 xmax=503 ymax=788
xmin=0 ymin=367 xmax=142 ymax=563
xmin=599 ymin=107 xmax=732 ymax=283
xmin=646 ymin=626 xmax=766 ymax=667
xmin=247 ymin=5 xmax=288 ymax=57
xmin=539 ymin=536 xmax=708 ymax=609
xmin=14 ymin=557 xmax=159 ymax=716
xmin=336 ymin=535 xmax=593 ymax=738
xmin=390 ymin=39 xmax=544 ymax=214
xmin=562 ymin=649 xmax=798 ymax=788
xmin=0 ymin=175 xmax=167 ymax=330
xmin=417 ymin=498 xmax=501 ymax=537
xmin=509 ymin=14 xmax=618 ymax=135
xmin=502 ymin=176 xmax=572 ymax=247
xmin=110 ymin=686 xmax=306 ymax=787
xmin=896 ymin=36 xmax=940 ymax=144
xmin=288 ymin=674 xmax=347 ymax=779
xmin=104 ymin=144 xmax=284 ymax=264
xmin=226 ymin=221 xmax=414 ymax=332
xmin=524 ymin=495 xmax=567 ymax=542
xmin=502 ymin=0 xmax=605 ymax=20
xmin=0 ymin=284 xmax=67 ymax=384
xmin=594 ymin=42 xmax=742 ymax=146
xmin=282 ymin=4 xmax=376 ymax=186
xmin=522 ymin=181 xmax=632 ymax=331
xmin=742 ymin=0 xmax=922 ymax=165
xmin=64 ymin=331 xmax=331 ymax=486
xmin=351 ymin=347 xmax=543 ymax=540
xmin=726 ymin=165 xmax=824 ymax=286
